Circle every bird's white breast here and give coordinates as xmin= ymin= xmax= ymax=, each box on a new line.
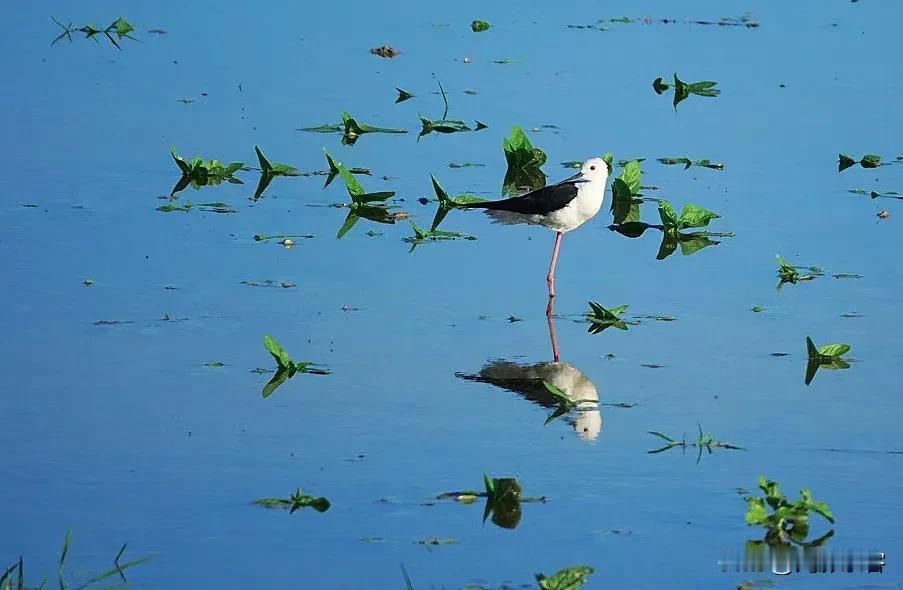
xmin=542 ymin=178 xmax=606 ymax=233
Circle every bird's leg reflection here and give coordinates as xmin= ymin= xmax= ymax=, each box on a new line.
xmin=456 ymin=314 xmax=602 ymax=440
xmin=547 ymin=303 xmax=560 ymax=362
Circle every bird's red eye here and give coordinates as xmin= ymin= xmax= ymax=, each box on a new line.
xmin=590 ymin=165 xmax=596 ymax=170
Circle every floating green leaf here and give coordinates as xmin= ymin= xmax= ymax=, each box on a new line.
xmin=535 ymin=565 xmax=594 ymax=590
xmin=260 ymin=335 xmax=329 ymax=397
xmin=341 ymin=111 xmax=407 ymax=145
xmin=471 ymin=19 xmax=491 ymax=32
xmin=654 ymin=73 xmax=720 ymax=108
xmin=429 ymin=174 xmax=486 ymax=229
xmin=254 ymin=489 xmax=331 ymax=513
xmin=743 ymin=476 xmax=833 ymax=545
xmin=169 ymin=148 xmax=244 ymax=195
xmin=839 ymin=153 xmax=883 ymax=171
xmin=395 ymin=87 xmax=415 ymax=103
xmin=586 ymin=302 xmax=629 ymax=334
xmin=804 ymin=336 xmax=852 ymax=386
xmin=51 ymin=16 xmax=138 ymax=49
xmin=647 ymin=425 xmax=743 ymax=462
xmin=501 ymin=125 xmax=547 ymax=196
xmin=658 ymin=157 xmax=724 ymax=170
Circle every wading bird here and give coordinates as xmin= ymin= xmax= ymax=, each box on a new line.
xmin=460 ymin=158 xmax=609 ymax=314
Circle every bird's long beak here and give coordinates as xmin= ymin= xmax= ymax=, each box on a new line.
xmin=562 ymin=172 xmax=589 ymax=183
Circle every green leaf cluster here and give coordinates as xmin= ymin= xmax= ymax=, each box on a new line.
xmin=647 ymin=425 xmax=742 ymax=462
xmin=261 ymin=335 xmax=329 ymax=398
xmin=502 ymin=125 xmax=547 ymax=196
xmin=253 ymin=489 xmax=331 ymax=513
xmin=535 ymin=566 xmax=594 ymax=590
xmin=804 ymin=337 xmax=852 ymax=385
xmin=51 ymin=16 xmax=137 ymax=49
xmin=325 ymin=149 xmax=398 ymax=238
xmin=653 ymin=74 xmax=720 ymax=108
xmin=776 ymin=254 xmax=823 ymax=288
xmin=0 ymin=529 xmax=151 ymax=590
xmin=482 ymin=474 xmax=523 ymax=529
xmin=658 ymin=200 xmax=720 ymax=233
xmin=252 ymin=146 xmax=299 ymax=199
xmin=610 ymin=159 xmax=643 ymax=224
xmin=471 ymin=19 xmax=491 ymax=32
xmin=170 ymin=148 xmax=244 ymax=195
xmin=585 ymin=302 xmax=629 ymax=334
xmin=838 ymin=153 xmax=882 ymax=172
xmin=657 ymin=157 xmax=724 ymax=170
xmin=744 ymin=476 xmax=834 ymax=545
xmin=341 ymin=111 xmax=407 ymax=145
xmin=428 ymin=175 xmax=486 ymax=229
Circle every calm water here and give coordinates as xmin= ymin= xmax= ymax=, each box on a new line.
xmin=2 ymin=1 xmax=901 ymax=588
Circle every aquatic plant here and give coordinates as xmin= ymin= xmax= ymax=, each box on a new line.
xmin=253 ymin=488 xmax=330 ymax=513
xmin=535 ymin=565 xmax=594 ymax=590
xmin=0 ymin=529 xmax=149 ymax=590
xmin=169 ymin=148 xmax=244 ymax=195
xmin=776 ymin=255 xmax=823 ymax=288
xmin=51 ymin=17 xmax=136 ymax=48
xmin=261 ymin=335 xmax=329 ymax=398
xmin=325 ymin=150 xmax=397 ymax=238
xmin=471 ymin=19 xmax=491 ymax=32
xmin=502 ymin=125 xmax=547 ymax=196
xmin=418 ymin=80 xmax=487 ymax=139
xmin=743 ymin=476 xmax=834 ymax=546
xmin=658 ymin=157 xmax=724 ymax=170
xmin=428 ymin=175 xmax=486 ymax=229
xmin=610 ymin=160 xmax=643 ymax=224
xmin=653 ymin=74 xmax=720 ymax=108
xmin=252 ymin=146 xmax=299 ymax=200
xmin=838 ymin=153 xmax=881 ymax=172
xmin=805 ymin=337 xmax=852 ymax=385
xmin=647 ymin=425 xmax=742 ymax=462
xmin=585 ymin=302 xmax=629 ymax=334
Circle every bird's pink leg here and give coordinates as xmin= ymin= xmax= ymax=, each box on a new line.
xmin=545 ymin=232 xmax=563 ymax=315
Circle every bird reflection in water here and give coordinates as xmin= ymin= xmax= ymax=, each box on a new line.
xmin=458 ymin=300 xmax=602 ymax=440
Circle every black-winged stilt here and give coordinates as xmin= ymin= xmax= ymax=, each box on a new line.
xmin=460 ymin=158 xmax=609 ymax=314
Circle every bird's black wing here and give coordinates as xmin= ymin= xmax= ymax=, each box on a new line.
xmin=461 ymin=178 xmax=582 ymax=215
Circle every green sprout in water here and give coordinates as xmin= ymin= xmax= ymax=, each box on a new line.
xmin=322 ymin=148 xmax=371 ymax=189
xmin=653 ymin=73 xmax=720 ymax=109
xmin=471 ymin=19 xmax=491 ymax=32
xmin=436 ymin=475 xmax=546 ymax=530
xmin=169 ymin=148 xmax=244 ymax=195
xmin=428 ymin=174 xmax=486 ymax=230
xmin=502 ymin=125 xmax=547 ymax=196
xmin=743 ymin=476 xmax=834 ymax=546
xmin=535 ymin=565 xmax=595 ymax=590
xmin=325 ymin=149 xmax=397 ymax=238
xmin=51 ymin=17 xmax=137 ymax=49
xmin=539 ymin=381 xmax=627 ymax=427
xmin=838 ymin=153 xmax=882 ymax=172
xmin=585 ymin=302 xmax=629 ymax=334
xmin=253 ymin=488 xmax=331 ymax=513
xmin=260 ymin=335 xmax=329 ymax=398
xmin=299 ymin=112 xmax=406 ymax=145
xmin=776 ymin=254 xmax=824 ymax=289
xmin=0 ymin=529 xmax=150 ymax=590
xmin=610 ymin=159 xmax=643 ymax=225
xmin=403 ymin=221 xmax=476 ymax=252
xmin=657 ymin=157 xmax=724 ymax=170
xmin=805 ymin=336 xmax=852 ymax=386
xmin=395 ymin=87 xmax=415 ymax=103
xmin=647 ymin=425 xmax=743 ymax=463
xmin=252 ymin=146 xmax=299 ymax=200
xmin=418 ymin=79 xmax=487 ymax=139
xmin=611 ymin=197 xmax=731 ymax=260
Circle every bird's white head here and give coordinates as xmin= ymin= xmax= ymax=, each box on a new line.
xmin=579 ymin=157 xmax=609 ymax=182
